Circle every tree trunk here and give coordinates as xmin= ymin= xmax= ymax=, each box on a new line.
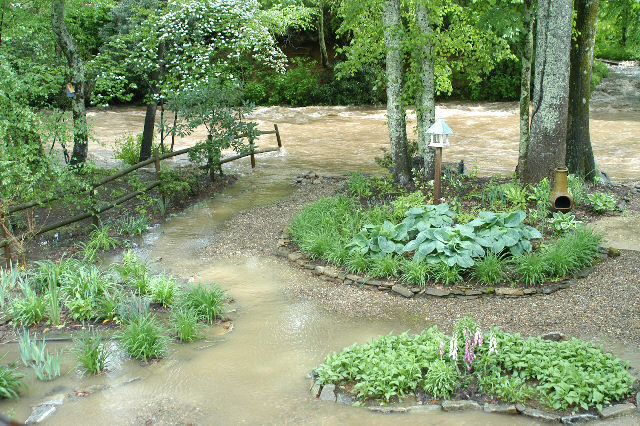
xmin=522 ymin=0 xmax=572 ymax=184
xmin=415 ymin=1 xmax=436 ymax=181
xmin=566 ymin=0 xmax=599 ymax=180
xmin=318 ymin=2 xmax=329 ymax=68
xmin=383 ymin=0 xmax=410 ymax=185
xmin=51 ymin=0 xmax=88 ymax=165
xmin=516 ymin=0 xmax=534 ymax=176
xmin=139 ymin=0 xmax=166 ymax=162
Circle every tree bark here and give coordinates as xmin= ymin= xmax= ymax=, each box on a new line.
xmin=415 ymin=1 xmax=436 ymax=181
xmin=52 ymin=0 xmax=88 ymax=165
xmin=318 ymin=1 xmax=329 ymax=68
xmin=383 ymin=0 xmax=410 ymax=185
xmin=516 ymin=0 xmax=534 ymax=176
xmin=522 ymin=0 xmax=572 ymax=184
xmin=566 ymin=0 xmax=599 ymax=180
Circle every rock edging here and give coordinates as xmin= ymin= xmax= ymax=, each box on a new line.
xmin=278 ymin=230 xmax=615 ymax=300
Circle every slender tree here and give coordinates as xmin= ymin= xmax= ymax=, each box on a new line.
xmin=516 ymin=0 xmax=535 ymax=176
xmin=566 ymin=0 xmax=599 ymax=179
xmin=382 ymin=0 xmax=410 ymax=185
xmin=522 ymin=0 xmax=572 ymax=183
xmin=52 ymin=0 xmax=88 ymax=165
xmin=318 ymin=1 xmax=330 ymax=67
xmin=415 ymin=0 xmax=436 ymax=180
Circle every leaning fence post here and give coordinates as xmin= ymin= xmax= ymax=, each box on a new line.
xmin=0 ymin=211 xmax=12 ymax=269
xmin=153 ymin=149 xmax=166 ymax=215
xmin=250 ymin=140 xmax=256 ymax=169
xmin=274 ymin=124 xmax=282 ymax=148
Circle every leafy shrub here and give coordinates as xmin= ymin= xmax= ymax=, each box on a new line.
xmin=472 ymin=253 xmax=506 ymax=285
xmin=113 ymin=133 xmax=144 ymax=166
xmin=347 ymin=172 xmax=372 ymax=198
xmin=588 ymin=192 xmax=617 ymax=213
xmin=0 ymin=362 xmax=25 ymax=399
xmin=391 ymin=191 xmax=426 ymax=221
xmin=567 ymin=174 xmax=588 ymax=205
xmin=72 ymin=328 xmax=109 ymax=375
xmin=549 ymin=212 xmax=582 ymax=234
xmin=423 ymin=359 xmax=460 ymax=398
xmin=467 ymin=58 xmax=520 ymax=101
xmin=180 ymin=284 xmax=227 ymax=323
xmin=81 ymin=225 xmax=119 ymax=261
xmin=171 ymin=308 xmax=201 ymax=342
xmin=119 ymin=314 xmax=167 ymax=361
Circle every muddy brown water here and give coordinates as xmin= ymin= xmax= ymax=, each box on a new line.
xmin=1 ymin=64 xmax=639 ymax=424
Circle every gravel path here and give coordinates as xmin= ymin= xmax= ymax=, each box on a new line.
xmin=203 ymin=177 xmax=640 ymax=346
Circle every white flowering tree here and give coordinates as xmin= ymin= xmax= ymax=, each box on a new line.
xmin=92 ymin=0 xmax=286 ymax=160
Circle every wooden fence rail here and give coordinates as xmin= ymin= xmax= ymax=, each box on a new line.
xmin=0 ymin=124 xmax=283 ymax=266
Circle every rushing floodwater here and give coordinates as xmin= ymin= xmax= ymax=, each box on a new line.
xmin=1 ymin=64 xmax=639 ymax=424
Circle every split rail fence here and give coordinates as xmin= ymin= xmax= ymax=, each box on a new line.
xmin=0 ymin=124 xmax=283 ymax=267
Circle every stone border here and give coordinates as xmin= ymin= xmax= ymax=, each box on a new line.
xmin=308 ymin=376 xmax=639 ymax=423
xmin=277 ymin=230 xmax=619 ymax=300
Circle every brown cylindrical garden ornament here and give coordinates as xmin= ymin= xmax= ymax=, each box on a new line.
xmin=550 ymin=167 xmax=574 ymax=213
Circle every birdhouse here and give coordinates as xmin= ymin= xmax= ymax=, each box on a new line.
xmin=426 ymin=119 xmax=454 ymax=148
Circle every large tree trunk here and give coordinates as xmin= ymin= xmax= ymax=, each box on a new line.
xmin=522 ymin=0 xmax=572 ymax=184
xmin=383 ymin=0 xmax=410 ymax=185
xmin=566 ymin=0 xmax=599 ymax=180
xmin=516 ymin=0 xmax=534 ymax=176
xmin=52 ymin=0 xmax=88 ymax=165
xmin=415 ymin=1 xmax=436 ymax=181
xmin=318 ymin=1 xmax=329 ymax=68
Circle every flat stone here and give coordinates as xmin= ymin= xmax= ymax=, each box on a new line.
xmin=483 ymin=403 xmax=517 ymax=414
xmin=344 ymin=279 xmax=353 ymax=285
xmin=441 ymin=400 xmax=481 ymax=411
xmin=368 ymin=406 xmax=408 ymax=413
xmin=277 ymin=247 xmax=289 ymax=257
xmin=561 ymin=413 xmax=599 ymax=424
xmin=523 ymin=288 xmax=538 ymax=295
xmin=25 ymin=405 xmax=56 ymax=424
xmin=410 ymin=286 xmax=421 ymax=293
xmin=589 ymin=216 xmax=640 ymax=252
xmin=319 ymin=384 xmax=336 ymax=402
xmin=574 ymin=267 xmax=593 ymax=279
xmin=365 ymin=279 xmax=386 ymax=287
xmin=312 ymin=266 xmax=324 ymax=275
xmin=288 ymin=252 xmax=304 ymax=261
xmin=277 ymin=238 xmax=287 ymax=247
xmin=310 ymin=382 xmax=321 ymax=397
xmin=303 ymin=264 xmax=316 ymax=270
xmin=495 ymin=287 xmax=524 ymax=296
xmin=557 ymin=280 xmax=573 ymax=289
xmin=599 ymin=403 xmax=637 ymax=419
xmin=521 ymin=407 xmax=561 ymax=422
xmin=346 ymin=274 xmax=364 ymax=283
xmin=425 ymin=288 xmax=450 ymax=297
xmin=515 ymin=403 xmax=526 ymax=413
xmin=456 ymin=295 xmax=479 ymax=300
xmin=407 ymin=404 xmax=441 ymax=411
xmin=321 ymin=267 xmax=339 ymax=278
xmin=541 ymin=331 xmax=570 ymax=342
xmin=465 ymin=289 xmax=483 ymax=296
xmin=608 ymin=247 xmax=621 ymax=257
xmin=296 ymin=259 xmax=307 ymax=266
xmin=336 ymin=391 xmax=353 ymax=405
xmin=37 ymin=394 xmax=65 ymax=407
xmin=392 ymin=284 xmax=414 ymax=298
xmin=450 ymin=287 xmax=466 ymax=295
xmin=543 ymin=285 xmax=560 ymax=294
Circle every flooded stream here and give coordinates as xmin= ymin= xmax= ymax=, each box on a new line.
xmin=1 ymin=64 xmax=639 ymax=424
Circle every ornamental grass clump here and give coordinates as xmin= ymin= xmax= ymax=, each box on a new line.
xmin=18 ymin=330 xmax=61 ymax=381
xmin=171 ymin=308 xmax=201 ymax=342
xmin=180 ymin=283 xmax=227 ymax=323
xmin=400 ymin=259 xmax=431 ymax=286
xmin=119 ymin=314 xmax=167 ymax=361
xmin=72 ymin=328 xmax=109 ymax=375
xmin=472 ymin=253 xmax=506 ymax=285
xmin=149 ymin=274 xmax=178 ymax=307
xmin=0 ymin=361 xmax=25 ymax=400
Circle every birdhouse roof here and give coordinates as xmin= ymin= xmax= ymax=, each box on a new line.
xmin=426 ymin=119 xmax=454 ymax=135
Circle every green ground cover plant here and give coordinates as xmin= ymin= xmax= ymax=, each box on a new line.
xmin=171 ymin=308 xmax=202 ymax=342
xmin=18 ymin=330 xmax=62 ymax=381
xmin=180 ymin=284 xmax=227 ymax=324
xmin=0 ymin=361 xmax=25 ymax=400
xmin=290 ymin=174 xmax=609 ymax=288
xmin=119 ymin=314 xmax=167 ymax=361
xmin=315 ymin=318 xmax=634 ymax=411
xmin=72 ymin=328 xmax=109 ymax=375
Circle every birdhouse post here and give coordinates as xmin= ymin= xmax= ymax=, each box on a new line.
xmin=426 ymin=119 xmax=454 ymax=205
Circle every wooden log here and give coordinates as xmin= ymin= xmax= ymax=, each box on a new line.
xmin=274 ymin=124 xmax=282 ymax=148
xmin=433 ymin=147 xmax=442 ymax=205
xmin=250 ymin=143 xmax=256 ymax=169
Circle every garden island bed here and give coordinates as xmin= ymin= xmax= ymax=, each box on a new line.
xmin=282 ymin=171 xmax=639 ymax=299
xmin=307 ymin=318 xmax=639 ymax=422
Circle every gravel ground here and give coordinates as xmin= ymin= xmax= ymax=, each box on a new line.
xmin=204 ymin=177 xmax=640 ymax=346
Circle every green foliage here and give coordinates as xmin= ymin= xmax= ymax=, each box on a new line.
xmin=423 ymin=358 xmax=460 ymax=398
xmin=117 ymin=215 xmax=150 ymax=236
xmin=0 ymin=361 xmax=25 ymax=400
xmin=61 ymin=262 xmax=117 ymax=321
xmin=72 ymin=328 xmax=109 ymax=375
xmin=10 ymin=283 xmax=45 ymax=326
xmin=467 ymin=58 xmax=521 ymax=101
xmin=119 ymin=314 xmax=167 ymax=361
xmin=0 ymin=266 xmax=21 ymax=308
xmin=549 ymin=212 xmax=582 ymax=234
xmin=113 ymin=133 xmax=146 ymax=166
xmin=567 ymin=174 xmax=588 ymax=205
xmin=346 ymin=172 xmax=372 ymax=198
xmin=117 ymin=294 xmax=150 ymax=324
xmin=588 ymin=192 xmax=617 ymax=213
xmin=391 ymin=191 xmax=426 ymax=221
xmin=591 ymin=60 xmax=610 ymax=91
xmin=477 ymin=372 xmax=534 ymax=403
xmin=513 ymin=252 xmax=548 ymax=286
xmin=345 ymin=251 xmax=372 ymax=275
xmin=18 ymin=330 xmax=61 ymax=381
xmin=400 ymin=259 xmax=431 ymax=287
xmin=483 ymin=181 xmax=530 ymax=211
xmin=490 ymin=331 xmax=633 ymax=411
xmin=81 ymin=225 xmax=119 ymax=261
xmin=472 ymin=253 xmax=506 ymax=285
xmin=149 ymin=274 xmax=178 ymax=307
xmin=432 ymin=262 xmax=463 ymax=286
xmin=171 ymin=308 xmax=201 ymax=342
xmin=369 ymin=255 xmax=401 ymax=278
xmin=180 ymin=284 xmax=227 ymax=323
xmin=115 ymin=250 xmax=149 ymax=294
